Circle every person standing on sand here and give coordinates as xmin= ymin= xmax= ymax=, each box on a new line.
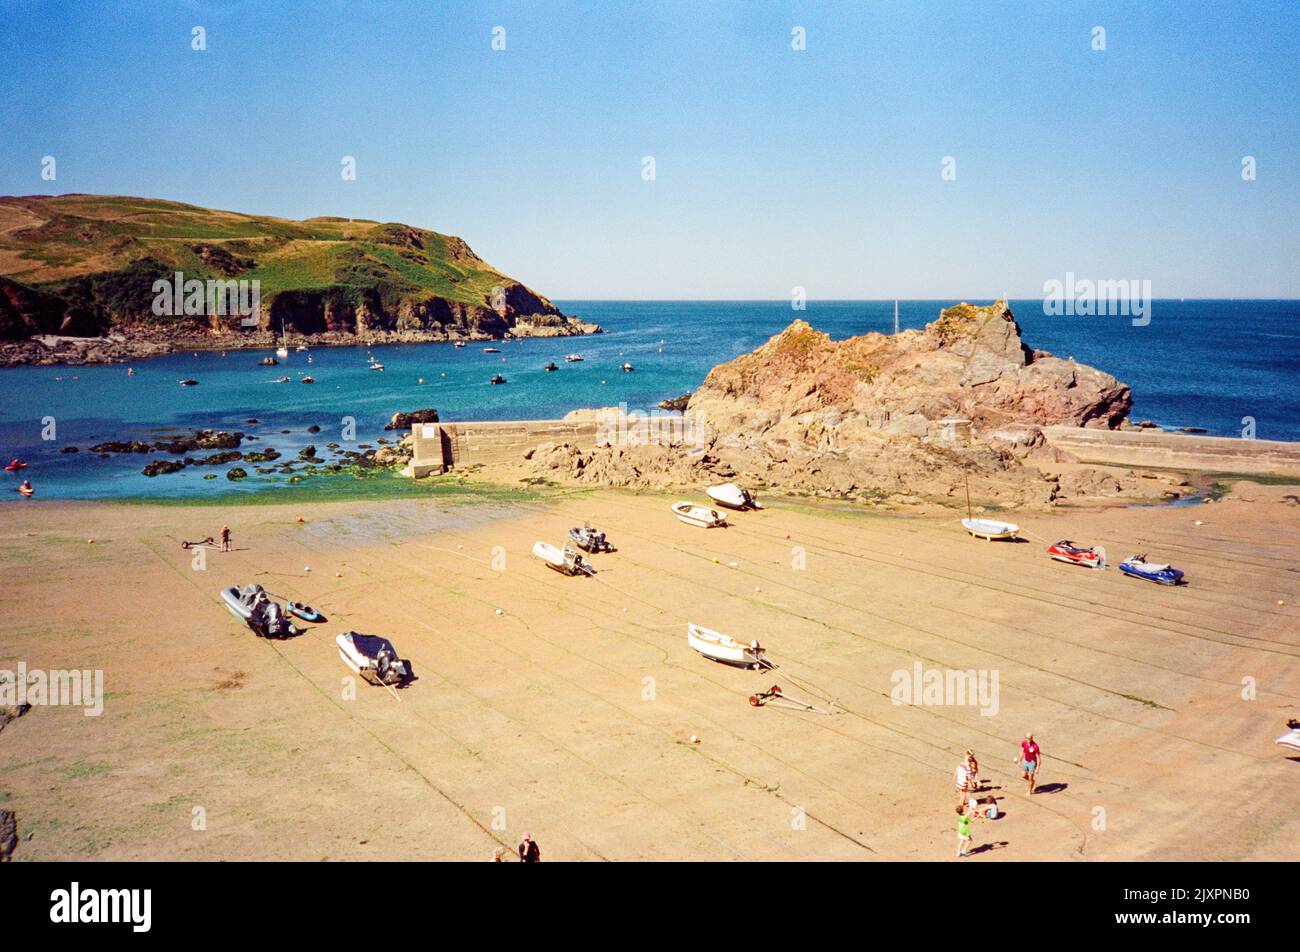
xmin=1016 ymin=732 xmax=1042 ymax=795
xmin=220 ymin=525 xmax=231 ymax=552
xmin=518 ymin=832 xmax=540 ymax=862
xmin=954 ymin=757 xmax=973 ymax=807
xmin=955 ymin=804 xmax=976 ymax=857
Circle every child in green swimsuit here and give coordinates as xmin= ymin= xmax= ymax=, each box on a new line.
xmin=956 ymin=804 xmax=974 ymax=857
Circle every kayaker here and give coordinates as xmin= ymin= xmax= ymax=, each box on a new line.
xmin=220 ymin=525 xmax=231 ymax=552
xmin=517 ymin=832 xmax=540 ymax=863
xmin=1016 ymin=732 xmax=1042 ymax=795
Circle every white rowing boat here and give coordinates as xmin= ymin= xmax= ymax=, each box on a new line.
xmin=686 ymin=623 xmax=765 ymax=668
xmin=962 ymin=518 xmax=1019 ymax=541
xmin=1275 ymin=729 xmax=1300 ymax=753
xmin=532 ymin=540 xmax=592 ymax=576
xmin=705 ymin=483 xmax=762 ymax=510
xmin=672 ymin=502 xmax=727 ymax=528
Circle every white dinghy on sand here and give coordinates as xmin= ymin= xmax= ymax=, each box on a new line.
xmin=686 ymin=623 xmax=767 ymax=669
xmin=961 ymin=518 xmax=1020 ymax=541
xmin=672 ymin=502 xmax=727 ymax=528
xmin=532 ymin=540 xmax=593 ymax=576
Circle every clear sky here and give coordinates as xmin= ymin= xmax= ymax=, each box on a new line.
xmin=1 ymin=0 xmax=1296 ymax=298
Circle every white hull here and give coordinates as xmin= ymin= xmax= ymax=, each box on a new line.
xmin=962 ymin=518 xmax=1019 ymax=540
xmin=532 ymin=540 xmax=589 ymax=575
xmin=1276 ymin=730 xmax=1300 ymax=753
xmin=673 ymin=502 xmax=726 ymax=528
xmin=706 ymin=483 xmax=761 ymax=510
xmin=687 ymin=623 xmax=763 ymax=667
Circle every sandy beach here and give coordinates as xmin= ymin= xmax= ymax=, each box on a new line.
xmin=1 ymin=481 xmax=1296 ymax=861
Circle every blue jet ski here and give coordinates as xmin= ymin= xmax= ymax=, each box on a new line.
xmin=1118 ymin=554 xmax=1185 ymax=585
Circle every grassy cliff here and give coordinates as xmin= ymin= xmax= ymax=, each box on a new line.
xmin=0 ymin=194 xmax=577 ymax=341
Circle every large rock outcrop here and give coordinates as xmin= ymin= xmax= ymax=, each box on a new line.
xmin=689 ymin=301 xmax=1130 ymax=436
xmin=513 ymin=302 xmax=1141 ymax=510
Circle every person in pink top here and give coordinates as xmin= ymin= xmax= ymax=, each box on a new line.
xmin=1016 ymin=732 xmax=1042 ymax=795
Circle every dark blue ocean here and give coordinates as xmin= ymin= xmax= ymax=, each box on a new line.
xmin=0 ymin=299 xmax=1295 ymax=499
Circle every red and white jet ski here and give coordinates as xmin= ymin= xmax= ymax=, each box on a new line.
xmin=1045 ymin=540 xmax=1105 ymax=569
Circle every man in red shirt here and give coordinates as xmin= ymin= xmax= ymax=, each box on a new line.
xmin=1015 ymin=732 xmax=1042 ymax=795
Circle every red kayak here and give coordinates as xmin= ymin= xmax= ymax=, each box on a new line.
xmin=1046 ymin=540 xmax=1104 ymax=569
xmin=5 ymin=459 xmax=28 ymax=472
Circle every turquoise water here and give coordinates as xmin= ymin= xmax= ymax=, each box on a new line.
xmin=0 ymin=299 xmax=1295 ymax=499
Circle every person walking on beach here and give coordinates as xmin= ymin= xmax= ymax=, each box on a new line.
xmin=964 ymin=749 xmax=980 ymax=793
xmin=1016 ymin=732 xmax=1042 ymax=795
xmin=220 ymin=525 xmax=231 ymax=552
xmin=955 ymin=804 xmax=976 ymax=858
xmin=518 ymin=832 xmax=540 ymax=862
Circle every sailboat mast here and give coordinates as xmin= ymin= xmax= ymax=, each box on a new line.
xmin=893 ymin=299 xmax=899 ymax=335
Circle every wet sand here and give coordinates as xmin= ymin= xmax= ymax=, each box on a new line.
xmin=1 ymin=484 xmax=1297 ymax=861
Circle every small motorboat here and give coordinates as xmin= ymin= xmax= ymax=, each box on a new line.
xmin=1046 ymin=540 xmax=1105 ymax=569
xmin=569 ymin=522 xmax=615 ymax=553
xmin=454 ymin=341 xmax=466 ymax=348
xmin=295 ymin=344 xmax=308 ymax=352
xmin=532 ymin=540 xmax=593 ymax=576
xmin=1119 ymin=554 xmax=1185 ymax=585
xmin=288 ymin=602 xmax=326 ymax=623
xmin=220 ymin=584 xmax=299 ymax=638
xmin=274 ymin=375 xmax=291 ymax=383
xmin=259 ymin=356 xmax=279 ymax=366
xmin=300 ymin=376 xmax=315 ymax=384
xmin=706 ymin=483 xmax=762 ymax=511
xmin=622 ymin=362 xmax=634 ymax=372
xmin=543 ymin=362 xmax=558 ymax=372
xmin=337 ymin=632 xmax=411 ymax=687
xmin=179 ymin=378 xmax=199 ymax=387
xmin=687 ymin=624 xmax=765 ymax=669
xmin=962 ymin=518 xmax=1019 ymax=541
xmin=565 ymin=353 xmax=584 ymax=362
xmin=484 ymin=347 xmax=501 ymax=354
xmin=4 ymin=459 xmax=28 ymax=472
xmin=672 ymin=502 xmax=727 ymax=528
xmin=1275 ymin=729 xmax=1300 ymax=753
xmin=490 ymin=374 xmax=506 ymax=385
xmin=371 ymin=363 xmax=385 ymax=372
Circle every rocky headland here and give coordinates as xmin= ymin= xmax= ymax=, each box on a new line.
xmin=509 ymin=301 xmax=1189 ymax=510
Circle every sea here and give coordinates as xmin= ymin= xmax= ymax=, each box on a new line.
xmin=0 ymin=299 xmax=1295 ymax=500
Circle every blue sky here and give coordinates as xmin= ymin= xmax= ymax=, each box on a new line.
xmin=1 ymin=0 xmax=1296 ymax=298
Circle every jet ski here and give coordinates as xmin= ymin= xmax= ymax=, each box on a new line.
xmin=1118 ymin=554 xmax=1185 ymax=586
xmin=568 ymin=522 xmax=615 ymax=553
xmin=337 ymin=631 xmax=410 ymax=687
xmin=220 ymin=583 xmax=300 ymax=638
xmin=1045 ymin=540 xmax=1105 ymax=569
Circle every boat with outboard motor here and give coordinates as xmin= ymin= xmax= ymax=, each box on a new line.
xmin=569 ymin=522 xmax=615 ymax=553
xmin=337 ymin=631 xmax=410 ymax=687
xmin=706 ymin=483 xmax=762 ymax=511
xmin=220 ymin=583 xmax=300 ymax=638
xmin=532 ymin=540 xmax=593 ymax=576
